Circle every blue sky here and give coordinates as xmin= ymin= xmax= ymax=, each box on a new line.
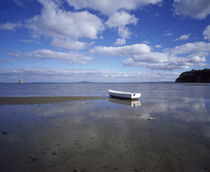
xmin=0 ymin=0 xmax=210 ymax=82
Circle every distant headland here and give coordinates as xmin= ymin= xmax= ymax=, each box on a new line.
xmin=175 ymin=69 xmax=210 ymax=83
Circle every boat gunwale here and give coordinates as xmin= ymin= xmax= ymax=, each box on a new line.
xmin=108 ymin=89 xmax=139 ymax=95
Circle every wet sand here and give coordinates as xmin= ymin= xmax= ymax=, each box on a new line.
xmin=0 ymin=96 xmax=103 ymax=105
xmin=0 ymin=97 xmax=210 ymax=172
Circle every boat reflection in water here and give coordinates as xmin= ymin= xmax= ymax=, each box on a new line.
xmin=108 ymin=98 xmax=141 ymax=107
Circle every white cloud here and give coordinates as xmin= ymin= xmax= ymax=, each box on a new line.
xmin=9 ymin=49 xmax=93 ymax=64
xmin=117 ymin=26 xmax=132 ymax=39
xmin=67 ymin=0 xmax=162 ymax=15
xmin=51 ymin=38 xmax=87 ymax=50
xmin=170 ymin=41 xmax=210 ymax=56
xmin=15 ymin=0 xmax=104 ymax=51
xmin=113 ymin=26 xmax=132 ymax=45
xmin=146 ymin=55 xmax=206 ymax=70
xmin=115 ymin=38 xmax=126 ymax=45
xmin=0 ymin=22 xmax=22 ymax=31
xmin=173 ymin=0 xmax=210 ymax=19
xmin=146 ymin=63 xmax=189 ymax=70
xmin=91 ymin=44 xmax=151 ymax=56
xmin=0 ymin=0 xmax=104 ymax=50
xmin=27 ymin=0 xmax=104 ymax=40
xmin=91 ymin=44 xmax=165 ymax=63
xmin=175 ymin=34 xmax=190 ymax=41
xmin=133 ymin=52 xmax=169 ymax=63
xmin=1 ymin=0 xmax=163 ymax=50
xmin=155 ymin=44 xmax=162 ymax=48
xmin=91 ymin=42 xmax=208 ymax=70
xmin=203 ymin=25 xmax=210 ymax=41
xmin=106 ymin=11 xmax=138 ymax=28
xmin=106 ymin=11 xmax=138 ymax=45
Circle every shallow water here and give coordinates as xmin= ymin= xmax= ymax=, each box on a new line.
xmin=0 ymin=83 xmax=210 ymax=172
xmin=1 ymin=82 xmax=210 ymax=98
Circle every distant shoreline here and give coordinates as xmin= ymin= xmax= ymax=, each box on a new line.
xmin=0 ymin=81 xmax=174 ymax=84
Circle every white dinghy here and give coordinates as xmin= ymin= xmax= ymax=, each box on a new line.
xmin=108 ymin=89 xmax=141 ymax=100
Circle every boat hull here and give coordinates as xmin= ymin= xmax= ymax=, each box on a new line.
xmin=108 ymin=89 xmax=141 ymax=100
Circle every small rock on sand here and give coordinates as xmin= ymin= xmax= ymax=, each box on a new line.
xmin=148 ymin=117 xmax=155 ymax=120
xmin=1 ymin=130 xmax=7 ymax=135
xmin=73 ymin=168 xmax=78 ymax=172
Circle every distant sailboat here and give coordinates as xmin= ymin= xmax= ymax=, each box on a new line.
xmin=19 ymin=79 xmax=23 ymax=84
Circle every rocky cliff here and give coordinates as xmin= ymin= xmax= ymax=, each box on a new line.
xmin=175 ymin=69 xmax=210 ymax=83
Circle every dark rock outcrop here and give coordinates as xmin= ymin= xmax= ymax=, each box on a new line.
xmin=175 ymin=69 xmax=210 ymax=83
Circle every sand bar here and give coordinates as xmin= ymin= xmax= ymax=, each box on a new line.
xmin=0 ymin=96 xmax=103 ymax=105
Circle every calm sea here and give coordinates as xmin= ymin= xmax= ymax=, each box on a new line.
xmin=0 ymin=82 xmax=210 ymax=99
